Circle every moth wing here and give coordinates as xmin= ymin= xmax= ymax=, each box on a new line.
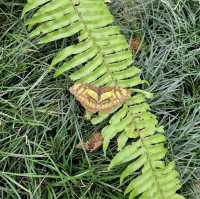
xmin=114 ymin=87 xmax=130 ymax=102
xmin=98 ymin=86 xmax=130 ymax=113
xmin=69 ymin=83 xmax=99 ymax=113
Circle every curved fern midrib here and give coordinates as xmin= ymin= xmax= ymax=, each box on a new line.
xmin=139 ymin=132 xmax=165 ymax=198
xmin=71 ymin=3 xmax=166 ymax=197
xmin=70 ymin=0 xmax=119 ymax=85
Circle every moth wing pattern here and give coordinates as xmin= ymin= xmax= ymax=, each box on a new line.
xmin=98 ymin=86 xmax=131 ymax=113
xmin=69 ymin=83 xmax=99 ymax=113
xmin=70 ymin=83 xmax=130 ymax=113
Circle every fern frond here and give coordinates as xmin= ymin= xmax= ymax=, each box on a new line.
xmin=103 ymin=94 xmax=183 ymax=199
xmin=23 ymin=0 xmax=143 ymax=88
xmin=23 ymin=1 xmax=185 ymax=199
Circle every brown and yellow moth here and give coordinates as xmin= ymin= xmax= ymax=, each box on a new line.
xmin=69 ymin=83 xmax=130 ymax=113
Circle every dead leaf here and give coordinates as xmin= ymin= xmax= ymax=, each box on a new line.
xmin=129 ymin=36 xmax=142 ymax=52
xmin=76 ymin=132 xmax=103 ymax=152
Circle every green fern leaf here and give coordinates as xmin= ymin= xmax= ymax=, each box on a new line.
xmin=23 ymin=0 xmax=185 ymax=199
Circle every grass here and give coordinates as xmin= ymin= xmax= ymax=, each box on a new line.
xmin=1 ymin=0 xmax=200 ymax=198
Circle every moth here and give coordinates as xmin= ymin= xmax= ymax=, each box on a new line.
xmin=69 ymin=83 xmax=130 ymax=113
